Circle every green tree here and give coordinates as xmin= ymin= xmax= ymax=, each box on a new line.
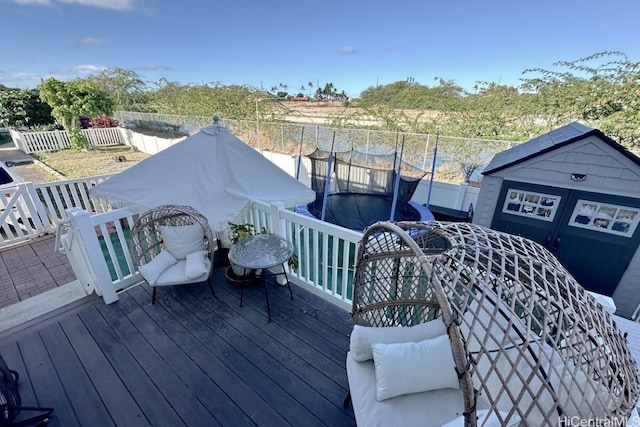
xmin=0 ymin=89 xmax=54 ymax=128
xmin=521 ymin=51 xmax=640 ymax=148
xmin=150 ymin=80 xmax=267 ymax=120
xmin=83 ymin=68 xmax=150 ymax=111
xmin=38 ymin=78 xmax=114 ymax=131
xmin=38 ymin=78 xmax=114 ymax=149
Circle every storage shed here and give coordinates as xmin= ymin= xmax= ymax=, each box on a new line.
xmin=473 ymin=121 xmax=640 ymax=319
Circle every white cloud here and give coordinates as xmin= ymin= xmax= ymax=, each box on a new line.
xmin=134 ymin=65 xmax=171 ymax=71
xmin=11 ymin=0 xmax=53 ymax=5
xmin=67 ymin=64 xmax=108 ymax=74
xmin=338 ymin=46 xmax=357 ymax=55
xmin=58 ymin=0 xmax=134 ymax=11
xmin=0 ymin=70 xmax=42 ymax=83
xmin=12 ymin=0 xmax=134 ymax=11
xmin=81 ymin=37 xmax=107 ymax=45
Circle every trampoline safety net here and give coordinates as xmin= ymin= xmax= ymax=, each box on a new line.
xmin=304 ymin=148 xmax=431 ymax=230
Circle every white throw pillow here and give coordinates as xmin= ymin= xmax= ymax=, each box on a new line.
xmin=185 ymin=250 xmax=209 ymax=279
xmin=350 ymin=318 xmax=447 ymax=362
xmin=371 ymin=334 xmax=459 ymax=401
xmin=160 ymin=224 xmax=205 ymax=260
xmin=442 ymin=409 xmax=521 ymax=427
xmin=138 ymin=250 xmax=178 ymax=285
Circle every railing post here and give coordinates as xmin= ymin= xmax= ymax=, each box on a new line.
xmin=269 ymin=201 xmax=286 ymax=238
xmin=268 ymin=201 xmax=288 ymax=285
xmin=66 ymin=207 xmax=119 ymax=303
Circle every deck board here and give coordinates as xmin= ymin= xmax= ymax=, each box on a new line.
xmin=0 ymin=267 xmax=356 ymax=427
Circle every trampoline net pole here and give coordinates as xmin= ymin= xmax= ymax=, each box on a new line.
xmin=390 ymin=136 xmax=405 ymax=221
xmin=320 ymin=132 xmax=336 ymax=222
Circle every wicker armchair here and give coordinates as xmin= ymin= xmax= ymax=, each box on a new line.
xmin=346 ymin=221 xmax=639 ymax=427
xmin=129 ymin=205 xmax=216 ymax=303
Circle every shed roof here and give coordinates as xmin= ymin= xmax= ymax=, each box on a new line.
xmin=482 ymin=121 xmax=640 ymax=175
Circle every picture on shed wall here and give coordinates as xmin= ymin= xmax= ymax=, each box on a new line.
xmin=569 ymin=200 xmax=640 ymax=237
xmin=502 ymin=189 xmax=560 ymax=222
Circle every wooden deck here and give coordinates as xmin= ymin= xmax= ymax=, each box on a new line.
xmin=0 ymin=266 xmax=356 ymax=427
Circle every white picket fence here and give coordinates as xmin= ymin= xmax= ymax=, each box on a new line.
xmin=9 ymin=128 xmax=123 ymax=153
xmin=0 ymin=175 xmax=114 ymax=248
xmin=58 ymin=200 xmax=360 ymax=309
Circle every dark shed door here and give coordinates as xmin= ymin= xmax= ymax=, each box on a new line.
xmin=491 ymin=181 xmax=640 ymax=296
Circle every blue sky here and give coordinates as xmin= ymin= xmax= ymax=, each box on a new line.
xmin=2 ymin=0 xmax=640 ymax=98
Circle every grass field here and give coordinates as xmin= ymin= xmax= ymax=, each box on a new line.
xmin=34 ymin=145 xmax=149 ymax=178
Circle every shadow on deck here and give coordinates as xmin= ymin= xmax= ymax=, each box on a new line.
xmin=0 ymin=266 xmax=356 ymax=427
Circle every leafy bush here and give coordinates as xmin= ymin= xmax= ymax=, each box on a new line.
xmin=68 ymin=128 xmax=89 ymax=150
xmin=90 ymin=115 xmax=119 ymax=128
xmin=79 ymin=115 xmax=91 ymax=129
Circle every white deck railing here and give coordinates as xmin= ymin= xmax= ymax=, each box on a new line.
xmin=57 ymin=207 xmax=139 ymax=303
xmin=58 ymin=200 xmax=361 ymax=310
xmin=34 ymin=174 xmax=114 ymax=224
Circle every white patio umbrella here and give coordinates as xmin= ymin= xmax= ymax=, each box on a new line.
xmin=91 ymin=119 xmax=314 ymax=234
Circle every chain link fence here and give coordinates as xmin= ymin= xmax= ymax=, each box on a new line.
xmin=115 ymin=111 xmax=521 ymax=182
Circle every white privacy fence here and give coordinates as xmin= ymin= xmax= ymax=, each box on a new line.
xmin=9 ymin=128 xmax=123 ymax=153
xmin=57 ymin=200 xmax=361 ymax=309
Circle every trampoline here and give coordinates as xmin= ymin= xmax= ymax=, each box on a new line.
xmin=297 ymin=148 xmax=434 ymax=231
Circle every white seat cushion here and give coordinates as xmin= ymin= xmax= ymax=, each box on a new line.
xmin=138 ymin=250 xmax=178 ymax=285
xmin=152 ymin=258 xmax=212 ymax=287
xmin=442 ymin=409 xmax=521 ymax=426
xmin=346 ymin=350 xmax=465 ymax=427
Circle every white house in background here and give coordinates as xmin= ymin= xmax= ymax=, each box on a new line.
xmin=473 ymin=121 xmax=640 ymax=319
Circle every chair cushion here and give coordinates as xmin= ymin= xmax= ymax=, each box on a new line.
xmin=160 ymin=224 xmax=205 ymax=260
xmin=346 ymin=351 xmax=465 ymax=427
xmin=372 ymin=334 xmax=459 ymax=401
xmin=350 ymin=318 xmax=447 ymax=362
xmin=153 ymin=258 xmax=212 ymax=287
xmin=185 ymin=251 xmax=208 ymax=279
xmin=138 ymin=250 xmax=177 ymax=285
xmin=441 ymin=409 xmax=521 ymax=427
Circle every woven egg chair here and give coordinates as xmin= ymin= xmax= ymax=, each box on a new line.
xmin=347 ymin=220 xmax=639 ymax=427
xmin=129 ymin=204 xmax=216 ymax=303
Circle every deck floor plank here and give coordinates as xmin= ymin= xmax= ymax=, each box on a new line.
xmin=15 ymin=328 xmax=82 ymax=427
xmin=164 ymin=280 xmax=355 ymax=426
xmin=202 ymin=280 xmax=352 ymax=396
xmin=0 ymin=266 xmax=356 ymax=427
xmin=135 ymin=284 xmax=323 ymax=427
xmin=93 ymin=291 xmax=221 ymax=427
xmin=119 ymin=287 xmax=279 ymax=427
xmin=78 ymin=304 xmax=188 ymax=427
xmin=39 ymin=318 xmax=119 ymax=427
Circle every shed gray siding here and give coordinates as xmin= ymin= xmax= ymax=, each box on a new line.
xmin=613 ymin=249 xmax=640 ymax=319
xmin=476 ymin=132 xmax=640 ymax=319
xmin=473 ymin=175 xmax=503 ymax=227
xmin=474 ymin=135 xmax=640 ymax=226
xmin=490 ymin=135 xmax=640 ymax=193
